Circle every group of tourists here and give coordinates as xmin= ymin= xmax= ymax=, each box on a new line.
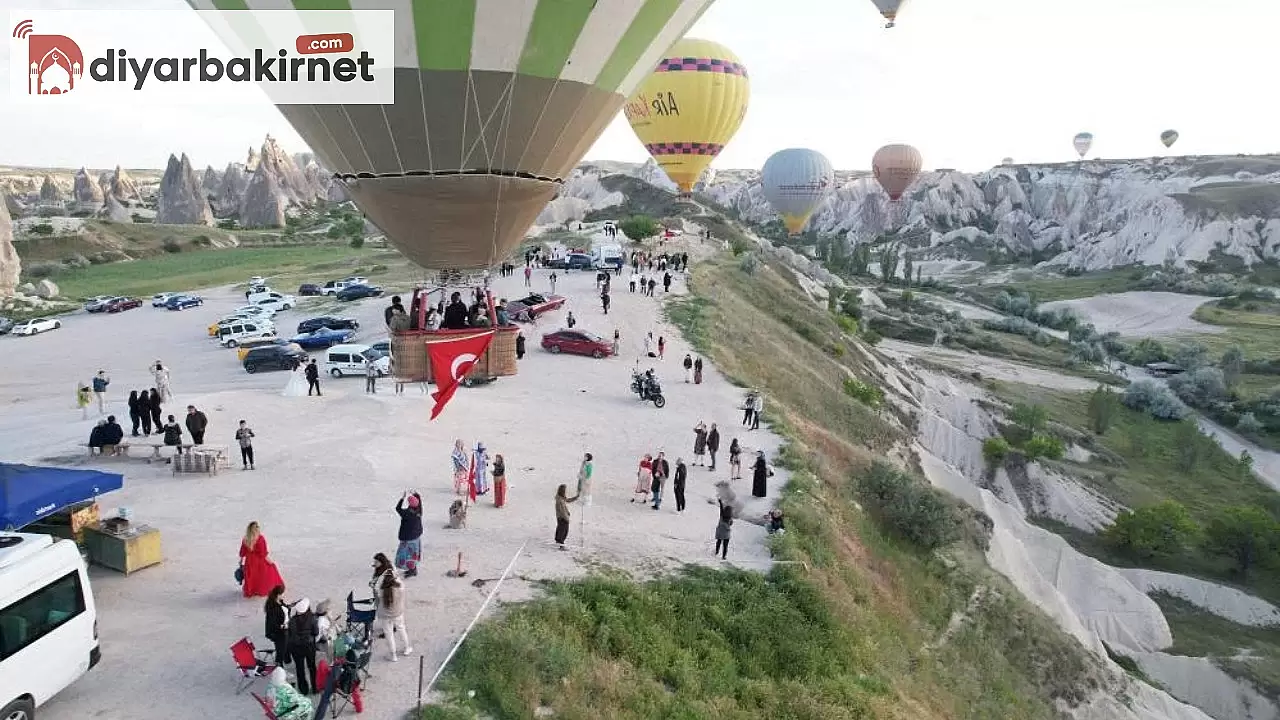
xmin=450 ymin=439 xmax=508 ymax=509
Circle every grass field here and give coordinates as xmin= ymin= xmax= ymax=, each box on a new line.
xmin=965 ymin=269 xmax=1137 ymax=304
xmin=1155 ymin=593 xmax=1280 ymax=704
xmin=1189 ymin=301 xmax=1280 ymax=360
xmin=989 ymin=382 xmax=1280 ymax=605
xmin=965 ymin=329 xmax=1123 ymax=384
xmin=37 ymin=245 xmax=402 ymax=299
xmin=422 ymin=254 xmax=1111 ymax=720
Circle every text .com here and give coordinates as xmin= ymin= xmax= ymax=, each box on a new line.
xmin=87 ymin=44 xmax=374 ymax=91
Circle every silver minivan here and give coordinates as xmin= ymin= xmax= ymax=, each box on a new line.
xmin=325 ymin=344 xmax=390 ymax=377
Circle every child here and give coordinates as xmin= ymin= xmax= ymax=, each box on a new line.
xmin=76 ymin=385 xmax=92 ymax=419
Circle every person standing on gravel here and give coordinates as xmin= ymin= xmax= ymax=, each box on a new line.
xmin=151 ymin=360 xmax=173 ymax=401
xmin=364 ymin=356 xmax=378 ymax=394
xmin=91 ymin=370 xmax=110 ymax=415
xmin=554 ymin=484 xmax=579 ymax=550
xmin=692 ymin=421 xmax=708 ymax=466
xmin=148 ymin=388 xmax=163 ymax=432
xmin=651 ymin=452 xmax=670 ymax=510
xmin=235 ymin=420 xmax=256 ymax=470
xmin=305 ymin=359 xmax=322 ymax=396
xmin=673 ymin=458 xmax=688 ymax=512
xmin=707 ymin=424 xmax=720 ymax=471
xmin=185 ymin=405 xmax=208 ymax=445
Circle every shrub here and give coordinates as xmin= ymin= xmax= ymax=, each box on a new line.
xmin=1168 ymin=367 xmax=1228 ymax=407
xmin=739 ymin=253 xmax=759 ymax=275
xmin=1105 ymin=501 xmax=1201 ymax=558
xmin=842 ymin=377 xmax=884 ymax=408
xmin=1087 ymin=385 xmax=1117 ymax=434
xmin=1122 ymin=380 xmax=1187 ymax=420
xmin=1220 ymin=346 xmax=1245 ymax=388
xmin=617 ymin=214 xmax=660 ymax=242
xmin=983 ymin=437 xmax=1012 ymax=466
xmin=24 ymin=261 xmax=62 ymax=278
xmin=191 ymin=234 xmax=213 ymax=247
xmin=29 ymin=222 xmax=55 ymax=235
xmin=1237 ymin=412 xmax=1263 ymax=435
xmin=161 ymin=238 xmax=182 ymax=253
xmin=1118 ymin=338 xmax=1169 ymax=366
xmin=861 ymin=329 xmax=882 ymax=346
xmin=1204 ymin=506 xmax=1280 ymax=579
xmin=61 ymin=254 xmax=90 ymax=269
xmin=1022 ymin=435 xmax=1065 ymax=461
xmin=216 ymin=218 xmax=238 ymax=230
xmin=349 ymin=236 xmax=365 ymax=249
xmin=834 ymin=315 xmax=858 ymax=334
xmin=856 ymin=462 xmax=961 ymax=551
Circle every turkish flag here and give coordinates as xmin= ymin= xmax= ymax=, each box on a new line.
xmin=427 ymin=331 xmax=495 ymax=420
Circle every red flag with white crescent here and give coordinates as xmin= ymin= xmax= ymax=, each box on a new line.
xmin=426 ymin=331 xmax=495 ymax=420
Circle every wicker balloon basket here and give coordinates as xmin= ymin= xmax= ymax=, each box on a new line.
xmin=391 ymin=326 xmax=520 ymax=382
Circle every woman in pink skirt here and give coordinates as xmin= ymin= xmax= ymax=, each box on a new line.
xmin=633 ymin=454 xmax=653 ymax=504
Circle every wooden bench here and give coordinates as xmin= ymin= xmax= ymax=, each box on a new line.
xmin=85 ymin=443 xmax=131 ymax=458
xmin=85 ymin=443 xmax=229 ymax=467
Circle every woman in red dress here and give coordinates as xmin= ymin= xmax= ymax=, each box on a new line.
xmin=239 ymin=521 xmax=285 ymax=598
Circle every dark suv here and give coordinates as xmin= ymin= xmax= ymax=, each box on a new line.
xmin=242 ymin=346 xmax=307 ymax=374
xmin=549 ymin=253 xmax=592 ymax=270
xmin=296 ymin=316 xmax=360 ymax=334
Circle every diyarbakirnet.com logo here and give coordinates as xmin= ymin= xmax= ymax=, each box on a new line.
xmin=9 ymin=9 xmax=395 ymax=105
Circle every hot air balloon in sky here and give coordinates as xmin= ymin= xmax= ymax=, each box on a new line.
xmin=624 ymin=38 xmax=750 ymax=195
xmin=872 ymin=144 xmax=923 ymax=202
xmin=1001 ymin=157 xmax=1015 ymax=166
xmin=186 ymin=0 xmax=715 ymax=271
xmin=870 ymin=0 xmax=907 ymax=27
xmin=1161 ymin=130 xmax=1180 ymax=149
xmin=761 ymin=148 xmax=835 ymax=235
xmin=1073 ymin=132 xmax=1094 ymax=159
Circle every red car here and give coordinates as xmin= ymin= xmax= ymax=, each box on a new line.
xmin=104 ymin=297 xmax=142 ymax=313
xmin=541 ymin=329 xmax=612 ymax=359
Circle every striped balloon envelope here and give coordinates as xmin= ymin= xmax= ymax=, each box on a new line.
xmin=623 ymin=38 xmax=750 ymax=194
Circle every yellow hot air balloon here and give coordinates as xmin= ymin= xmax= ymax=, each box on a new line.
xmin=624 ymin=38 xmax=750 ymax=194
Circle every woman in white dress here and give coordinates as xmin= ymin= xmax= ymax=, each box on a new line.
xmin=282 ymin=364 xmax=309 ymax=397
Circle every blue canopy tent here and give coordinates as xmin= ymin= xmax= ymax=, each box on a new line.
xmin=0 ymin=463 xmax=123 ymax=530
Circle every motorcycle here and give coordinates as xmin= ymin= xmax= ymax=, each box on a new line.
xmin=630 ymin=368 xmax=667 ymax=408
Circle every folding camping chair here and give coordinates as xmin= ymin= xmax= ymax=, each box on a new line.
xmin=251 ymin=692 xmax=280 ymax=719
xmin=231 ymin=636 xmax=277 ymax=695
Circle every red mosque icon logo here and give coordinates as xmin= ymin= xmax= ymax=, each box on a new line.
xmin=13 ymin=19 xmax=84 ymax=95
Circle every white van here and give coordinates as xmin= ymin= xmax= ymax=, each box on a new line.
xmin=0 ymin=533 xmax=100 ymax=719
xmin=325 ymin=344 xmax=390 ymax=377
xmin=246 ymin=290 xmax=295 ymax=310
xmin=218 ymin=321 xmax=277 ymax=347
xmin=592 ymin=243 xmax=624 ymax=270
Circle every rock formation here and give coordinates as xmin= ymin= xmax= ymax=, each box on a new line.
xmin=202 ymin=166 xmax=221 ymax=199
xmin=104 ymin=166 xmax=141 ymax=204
xmin=35 ymin=279 xmax=59 ymax=299
xmin=98 ymin=195 xmax=133 ymax=223
xmin=214 ymin=163 xmax=249 ymax=217
xmin=245 ymin=146 xmax=260 ymax=173
xmin=0 ymin=197 xmax=18 ymax=299
xmin=304 ymin=161 xmax=329 ymax=198
xmin=156 ymin=153 xmax=214 ymax=226
xmin=4 ymin=194 xmax=26 ymax=218
xmin=73 ymin=167 xmax=104 ymax=210
xmin=238 ymin=164 xmax=287 ymax=228
xmin=256 ymin=135 xmax=319 ymax=205
xmin=325 ymin=178 xmax=350 ymax=203
xmin=39 ymin=175 xmax=62 ymax=203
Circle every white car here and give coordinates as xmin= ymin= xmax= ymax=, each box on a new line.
xmin=12 ymin=317 xmax=61 ymax=336
xmin=342 ymin=276 xmax=369 ymax=286
xmin=232 ymin=304 xmax=275 ymax=319
xmin=249 ymin=276 xmax=265 ymax=286
xmin=321 ymin=280 xmax=353 ymax=295
xmin=253 ymin=295 xmax=296 ymax=313
xmin=82 ymin=296 xmax=113 ymax=312
xmin=151 ymin=292 xmax=179 ymax=307
xmin=217 ymin=321 xmax=277 ymax=347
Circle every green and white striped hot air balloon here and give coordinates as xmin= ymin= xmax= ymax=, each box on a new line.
xmin=186 ymin=0 xmax=716 ymax=270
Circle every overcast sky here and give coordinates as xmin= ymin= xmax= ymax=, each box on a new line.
xmin=3 ymin=0 xmax=1278 ymax=172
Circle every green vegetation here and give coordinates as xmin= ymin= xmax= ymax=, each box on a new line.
xmin=35 ymin=245 xmax=384 ymax=299
xmin=988 ymin=382 xmax=1280 ymax=604
xmin=1191 ymin=297 xmax=1280 ymax=360
xmin=616 ymin=214 xmax=661 ymax=242
xmin=842 ymin=377 xmax=884 ymax=408
xmin=857 ymin=462 xmax=964 ymax=551
xmin=1156 ymin=593 xmax=1280 ymax=703
xmin=425 ymin=253 xmax=1109 ymax=719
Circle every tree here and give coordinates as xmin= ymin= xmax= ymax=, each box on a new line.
xmin=1204 ymin=506 xmax=1280 ymax=579
xmin=916 ymin=265 xmax=923 ymax=285
xmin=877 ymin=243 xmax=900 ymax=284
xmin=1220 ymin=345 xmax=1245 ymax=389
xmin=902 ymin=254 xmax=915 ymax=287
xmin=850 ymin=243 xmax=872 ymax=276
xmin=1087 ymin=385 xmax=1117 ymax=434
xmin=617 ymin=214 xmax=660 ymax=242
xmin=1105 ymin=501 xmax=1201 ymax=558
xmin=1174 ymin=420 xmax=1202 ymax=471
xmin=1022 ymin=435 xmax=1065 ymax=461
xmin=1172 ymin=342 xmax=1210 ymax=372
xmin=1007 ymin=403 xmax=1048 ymax=443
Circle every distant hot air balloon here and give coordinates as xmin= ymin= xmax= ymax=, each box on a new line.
xmin=185 ymin=0 xmax=715 ymax=271
xmin=624 ymin=38 xmax=750 ymax=195
xmin=1161 ymin=130 xmax=1179 ymax=149
xmin=1073 ymin=132 xmax=1094 ymax=159
xmin=761 ymin=149 xmax=835 ymax=235
xmin=872 ymin=144 xmax=923 ymax=202
xmin=1001 ymin=157 xmax=1015 ymax=166
xmin=870 ymin=0 xmax=907 ymax=27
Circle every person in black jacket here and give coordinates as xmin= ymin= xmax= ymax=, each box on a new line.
xmin=515 ymin=332 xmax=526 ymax=360
xmin=287 ymin=597 xmax=319 ymax=695
xmin=384 ymin=295 xmax=405 ymax=326
xmin=305 ymin=360 xmax=321 ymax=396
xmin=136 ymin=388 xmax=153 ymax=435
xmin=263 ymin=584 xmax=289 ymax=666
xmin=394 ymin=491 xmax=423 ymax=578
xmin=100 ymin=416 xmax=124 ymax=454
xmin=148 ymin=388 xmax=163 ymax=432
xmin=127 ymin=391 xmax=142 ymax=436
xmin=185 ymin=405 xmax=208 ymax=445
xmin=441 ymin=292 xmax=469 ymax=329
xmin=673 ymin=458 xmax=688 ymax=512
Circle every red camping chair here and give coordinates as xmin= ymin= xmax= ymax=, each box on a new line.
xmin=251 ymin=692 xmax=279 ymax=719
xmin=231 ymin=636 xmax=277 ymax=695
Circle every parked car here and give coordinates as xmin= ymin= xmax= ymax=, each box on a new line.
xmin=218 ymin=321 xmax=277 ymax=347
xmin=246 ymin=290 xmax=295 ymax=308
xmin=505 ymin=293 xmax=565 ymax=322
xmin=235 ymin=337 xmax=301 ymax=361
xmin=541 ymin=329 xmax=612 ymax=358
xmin=11 ymin=317 xmax=61 ymax=336
xmin=253 ymin=295 xmax=297 ymax=313
xmin=165 ymin=295 xmax=203 ymax=311
xmin=336 ymin=284 xmax=384 ymax=302
xmin=209 ymin=314 xmax=274 ymax=337
xmin=297 ymin=316 xmax=360 ymax=334
xmin=291 ymin=326 xmax=356 ymax=349
xmin=84 ymin=296 xmax=117 ymax=313
xmin=249 ymin=276 xmax=265 ymax=286
xmin=547 ymin=253 xmax=593 ymax=270
xmin=242 ymin=345 xmax=307 ymax=374
xmin=151 ymin=292 xmax=179 ymax=307
xmin=321 ymin=280 xmax=353 ymax=295
xmin=104 ymin=297 xmax=142 ymax=313
xmin=325 ymin=343 xmax=390 ymax=377
xmin=0 ymin=316 xmax=12 ymax=335
xmin=232 ymin=305 xmax=274 ymax=319
xmin=370 ymin=338 xmax=391 ymax=355
xmin=342 ymin=276 xmax=369 ymax=286
xmin=298 ymin=283 xmax=323 ymax=296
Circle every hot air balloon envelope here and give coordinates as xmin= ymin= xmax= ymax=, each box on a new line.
xmin=187 ymin=0 xmax=715 ymax=270
xmin=1073 ymin=132 xmax=1094 ymax=159
xmin=761 ymin=149 xmax=835 ymax=235
xmin=870 ymin=0 xmax=906 ymax=25
xmin=1001 ymin=157 xmax=1015 ymax=166
xmin=872 ymin=144 xmax=923 ymax=201
xmin=624 ymin=38 xmax=750 ymax=194
xmin=1161 ymin=130 xmax=1179 ymax=149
